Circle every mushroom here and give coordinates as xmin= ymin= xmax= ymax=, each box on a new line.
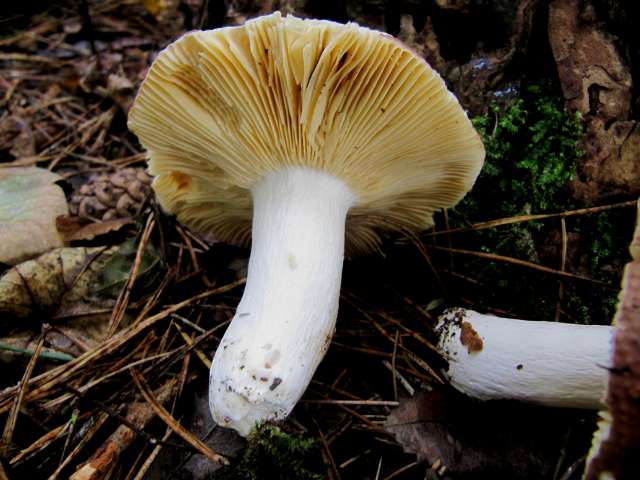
xmin=584 ymin=201 xmax=640 ymax=480
xmin=437 ymin=206 xmax=640 ymax=479
xmin=436 ymin=308 xmax=613 ymax=409
xmin=128 ymin=12 xmax=484 ymax=436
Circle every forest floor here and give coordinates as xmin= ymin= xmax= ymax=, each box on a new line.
xmin=0 ymin=1 xmax=638 ymax=479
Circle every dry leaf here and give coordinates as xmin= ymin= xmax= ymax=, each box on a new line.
xmin=1 ymin=326 xmax=95 ymax=362
xmin=0 ymin=246 xmax=116 ymax=320
xmin=56 ymin=215 xmax=133 ymax=242
xmin=7 ymin=116 xmax=36 ymax=158
xmin=142 ymin=0 xmax=179 ymax=19
xmin=0 ymin=167 xmax=69 ymax=265
xmin=95 ymin=73 xmax=135 ymax=111
xmin=385 ymin=390 xmax=586 ymax=479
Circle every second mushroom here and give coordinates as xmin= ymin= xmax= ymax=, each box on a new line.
xmin=128 ymin=12 xmax=485 ymax=436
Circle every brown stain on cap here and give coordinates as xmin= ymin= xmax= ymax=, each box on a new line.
xmin=169 ymin=171 xmax=192 ymax=191
xmin=460 ymin=321 xmax=483 ymax=354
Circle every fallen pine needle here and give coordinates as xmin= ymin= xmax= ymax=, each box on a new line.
xmin=301 ymin=399 xmax=399 ymax=406
xmin=69 ymin=379 xmax=177 ymax=480
xmin=427 ymin=245 xmax=616 ymax=288
xmin=173 ymin=322 xmax=211 ymax=369
xmin=130 ymin=369 xmax=228 ymax=465
xmin=2 ymin=326 xmax=47 ymax=444
xmin=426 ymin=200 xmax=637 ymax=237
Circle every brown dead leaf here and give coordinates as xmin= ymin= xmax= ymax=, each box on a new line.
xmin=7 ymin=116 xmax=36 ymax=159
xmin=0 ymin=167 xmax=69 ymax=265
xmin=95 ymin=73 xmax=135 ymax=112
xmin=142 ymin=0 xmax=178 ymax=18
xmin=385 ymin=390 xmax=586 ymax=479
xmin=0 ymin=323 xmax=105 ymax=361
xmin=56 ymin=215 xmax=133 ymax=242
xmin=0 ymin=247 xmax=116 ymax=320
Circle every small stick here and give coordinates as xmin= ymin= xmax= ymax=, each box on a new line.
xmin=555 ymin=217 xmax=568 ymax=322
xmin=2 ymin=325 xmax=48 ymax=444
xmin=69 ymin=380 xmax=178 ymax=480
xmin=382 ymin=460 xmax=419 ymax=480
xmin=391 ymin=330 xmax=399 ymax=401
xmin=107 ymin=214 xmax=156 ymax=336
xmin=10 ymin=421 xmax=71 ymax=466
xmin=61 ymin=384 xmax=184 ymax=450
xmin=0 ymin=279 xmax=246 ymax=413
xmin=425 ymin=200 xmax=637 ymax=237
xmin=428 ymin=245 xmax=615 ymax=288
xmin=48 ymin=412 xmax=109 ymax=480
xmin=173 ymin=322 xmax=211 ymax=369
xmin=382 ymin=361 xmax=415 ymax=396
xmin=315 ymin=420 xmax=341 ymax=480
xmin=132 ymin=428 xmax=174 ymax=480
xmin=374 ymin=456 xmax=383 ymax=480
xmin=130 ymin=370 xmax=228 ymax=465
xmin=339 ymin=448 xmax=372 ymax=469
xmin=301 ymin=399 xmax=399 ymax=406
xmin=378 ymin=312 xmax=439 ymax=354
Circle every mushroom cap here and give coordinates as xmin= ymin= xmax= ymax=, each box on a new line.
xmin=584 ymin=200 xmax=640 ymax=479
xmin=128 ymin=12 xmax=484 ymax=253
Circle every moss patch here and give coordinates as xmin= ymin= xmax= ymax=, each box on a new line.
xmin=449 ymin=83 xmax=632 ymax=323
xmin=213 ymin=425 xmax=323 ymax=480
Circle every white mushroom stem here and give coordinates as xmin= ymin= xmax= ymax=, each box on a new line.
xmin=436 ymin=308 xmax=614 ymax=409
xmin=209 ymin=167 xmax=356 ymax=436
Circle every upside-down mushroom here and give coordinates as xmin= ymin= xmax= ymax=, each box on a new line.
xmin=128 ymin=12 xmax=484 ymax=436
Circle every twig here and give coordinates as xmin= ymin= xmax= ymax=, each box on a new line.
xmin=173 ymin=321 xmax=212 ymax=369
xmin=426 ymin=200 xmax=637 ymax=237
xmin=558 ymin=456 xmax=586 ymax=480
xmin=48 ymin=412 xmax=110 ymax=480
xmin=107 ymin=214 xmax=156 ymax=336
xmin=391 ymin=330 xmax=399 ymax=401
xmin=2 ymin=325 xmax=48 ymax=444
xmin=378 ymin=312 xmax=439 ymax=354
xmin=130 ymin=369 xmax=228 ymax=465
xmin=382 ymin=361 xmax=415 ymax=396
xmin=61 ymin=384 xmax=185 ymax=451
xmin=339 ymin=449 xmax=372 ymax=469
xmin=555 ymin=217 xmax=568 ymax=321
xmin=132 ymin=427 xmax=174 ymax=480
xmin=315 ymin=420 xmax=341 ymax=480
xmin=0 ymin=343 xmax=74 ymax=362
xmin=69 ymin=379 xmax=179 ymax=480
xmin=427 ymin=245 xmax=615 ymax=288
xmin=382 ymin=460 xmax=419 ymax=480
xmin=301 ymin=399 xmax=400 ymax=406
xmin=375 ymin=456 xmax=383 ymax=480
xmin=0 ymin=278 xmax=246 ymax=414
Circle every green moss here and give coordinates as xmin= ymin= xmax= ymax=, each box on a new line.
xmin=463 ymin=83 xmax=583 ymax=220
xmin=214 ymin=426 xmax=323 ymax=480
xmin=449 ymin=82 xmax=629 ymax=324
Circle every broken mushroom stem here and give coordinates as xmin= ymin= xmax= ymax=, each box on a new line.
xmin=436 ymin=308 xmax=613 ymax=410
xmin=209 ymin=167 xmax=356 ymax=435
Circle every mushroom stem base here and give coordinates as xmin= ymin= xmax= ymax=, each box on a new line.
xmin=209 ymin=167 xmax=356 ymax=436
